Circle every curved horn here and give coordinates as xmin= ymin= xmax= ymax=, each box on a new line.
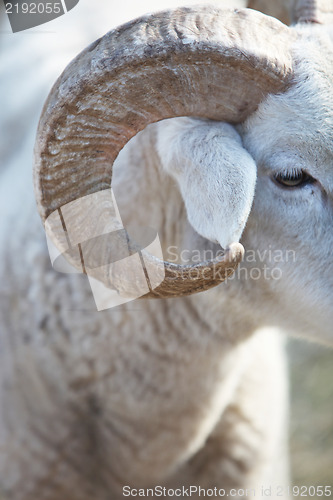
xmin=292 ymin=0 xmax=333 ymax=24
xmin=34 ymin=6 xmax=294 ymax=299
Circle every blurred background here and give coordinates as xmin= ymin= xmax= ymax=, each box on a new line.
xmin=0 ymin=0 xmax=332 ymax=492
xmin=288 ymin=338 xmax=333 ymax=487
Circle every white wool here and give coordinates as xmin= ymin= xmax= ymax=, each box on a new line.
xmin=0 ymin=1 xmax=332 ymax=499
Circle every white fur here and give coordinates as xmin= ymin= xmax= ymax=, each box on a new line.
xmin=0 ymin=1 xmax=332 ymax=499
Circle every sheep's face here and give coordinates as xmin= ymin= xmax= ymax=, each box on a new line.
xmin=240 ymin=28 xmax=333 ymax=344
xmin=34 ymin=6 xmax=333 ymax=313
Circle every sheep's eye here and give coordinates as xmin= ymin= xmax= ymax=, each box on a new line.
xmin=273 ymin=170 xmax=315 ymax=188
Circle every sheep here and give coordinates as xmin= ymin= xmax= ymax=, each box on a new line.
xmin=0 ymin=0 xmax=332 ymax=499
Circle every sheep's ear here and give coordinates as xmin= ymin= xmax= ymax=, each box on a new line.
xmin=157 ymin=118 xmax=257 ymax=249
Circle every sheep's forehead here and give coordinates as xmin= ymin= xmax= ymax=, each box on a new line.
xmin=242 ymin=29 xmax=333 ymax=191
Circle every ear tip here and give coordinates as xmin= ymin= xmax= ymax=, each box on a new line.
xmin=225 ymin=242 xmax=245 ymax=263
